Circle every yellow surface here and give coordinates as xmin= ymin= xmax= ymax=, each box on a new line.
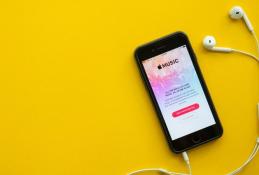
xmin=0 ymin=0 xmax=259 ymax=174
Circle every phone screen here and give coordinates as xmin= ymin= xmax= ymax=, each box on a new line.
xmin=142 ymin=45 xmax=216 ymax=140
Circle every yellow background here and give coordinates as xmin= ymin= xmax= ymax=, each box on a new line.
xmin=0 ymin=0 xmax=258 ymax=174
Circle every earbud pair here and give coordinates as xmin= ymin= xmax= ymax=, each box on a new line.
xmin=202 ymin=6 xmax=258 ymax=61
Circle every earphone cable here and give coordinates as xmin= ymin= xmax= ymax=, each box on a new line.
xmin=251 ymin=31 xmax=259 ymax=57
xmin=182 ymin=152 xmax=192 ymax=175
xmin=186 ymin=160 xmax=192 ymax=175
xmin=227 ymin=141 xmax=259 ymax=175
xmin=227 ymin=30 xmax=259 ymax=175
xmin=127 ymin=168 xmax=188 ymax=175
xmin=128 ymin=151 xmax=192 ymax=175
xmin=231 ymin=49 xmax=259 ymax=61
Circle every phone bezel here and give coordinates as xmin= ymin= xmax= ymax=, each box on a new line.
xmin=134 ymin=31 xmax=223 ymax=153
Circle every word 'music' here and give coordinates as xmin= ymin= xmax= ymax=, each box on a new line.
xmin=157 ymin=59 xmax=179 ymax=70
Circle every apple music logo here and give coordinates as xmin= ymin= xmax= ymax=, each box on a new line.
xmin=157 ymin=59 xmax=179 ymax=70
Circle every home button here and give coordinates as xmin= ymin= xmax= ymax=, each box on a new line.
xmin=192 ymin=135 xmax=201 ymax=143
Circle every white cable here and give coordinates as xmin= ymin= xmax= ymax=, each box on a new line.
xmin=128 ymin=152 xmax=192 ymax=175
xmin=227 ymin=30 xmax=259 ymax=175
xmin=231 ymin=49 xmax=259 ymax=62
xmin=230 ymin=147 xmax=259 ymax=175
xmin=182 ymin=152 xmax=192 ymax=175
xmin=227 ymin=140 xmax=259 ymax=175
xmin=229 ymin=145 xmax=259 ymax=174
xmin=128 ymin=168 xmax=188 ymax=175
xmin=252 ymin=31 xmax=259 ymax=57
xmin=230 ymin=30 xmax=259 ymax=62
xmin=186 ymin=161 xmax=192 ymax=175
xmin=127 ymin=168 xmax=176 ymax=175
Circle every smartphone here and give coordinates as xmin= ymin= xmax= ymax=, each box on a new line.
xmin=135 ymin=32 xmax=223 ymax=153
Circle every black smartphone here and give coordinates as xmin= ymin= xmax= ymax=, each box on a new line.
xmin=135 ymin=32 xmax=223 ymax=153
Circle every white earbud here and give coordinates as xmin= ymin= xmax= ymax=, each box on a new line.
xmin=229 ymin=6 xmax=254 ymax=32
xmin=203 ymin=35 xmax=258 ymax=60
xmin=203 ymin=36 xmax=232 ymax=52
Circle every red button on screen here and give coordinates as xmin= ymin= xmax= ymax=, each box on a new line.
xmin=172 ymin=103 xmax=199 ymax=118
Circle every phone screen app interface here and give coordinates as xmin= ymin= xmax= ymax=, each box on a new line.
xmin=142 ymin=45 xmax=216 ymax=140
